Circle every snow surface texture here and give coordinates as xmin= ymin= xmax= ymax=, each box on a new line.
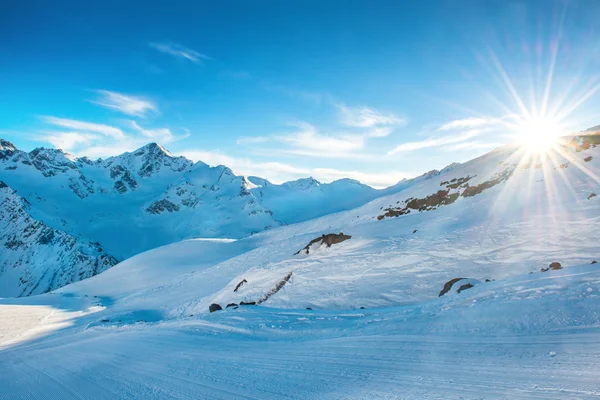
xmin=1 ymin=136 xmax=600 ymax=398
xmin=0 ymin=139 xmax=437 ymax=296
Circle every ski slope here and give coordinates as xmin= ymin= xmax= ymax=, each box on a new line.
xmin=1 ymin=139 xmax=600 ymax=399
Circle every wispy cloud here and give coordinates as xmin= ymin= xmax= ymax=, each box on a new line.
xmin=37 ymin=117 xmax=189 ymax=158
xmin=91 ymin=90 xmax=158 ymax=118
xmin=236 ymin=136 xmax=270 ymax=145
xmin=41 ymin=116 xmax=125 ymax=139
xmin=443 ymin=141 xmax=505 ymax=152
xmin=149 ymin=42 xmax=212 ymax=64
xmin=277 ymin=121 xmax=365 ymax=154
xmin=336 ymin=104 xmax=405 ymax=128
xmin=129 ymin=121 xmax=189 ymax=143
xmin=388 ymin=129 xmax=485 ymax=154
xmin=437 ymin=117 xmax=500 ymax=131
xmin=38 ymin=132 xmax=99 ymax=153
xmin=236 ymin=102 xmax=404 ymax=159
xmin=388 ymin=115 xmax=507 ymax=155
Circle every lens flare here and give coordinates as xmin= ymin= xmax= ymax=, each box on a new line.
xmin=517 ymin=116 xmax=561 ymax=154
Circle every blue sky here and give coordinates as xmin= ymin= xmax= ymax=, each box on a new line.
xmin=2 ymin=0 xmax=600 ymax=187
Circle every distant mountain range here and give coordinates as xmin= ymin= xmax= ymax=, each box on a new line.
xmin=0 ymin=139 xmax=458 ymax=296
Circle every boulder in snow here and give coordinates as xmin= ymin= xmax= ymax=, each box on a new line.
xmin=209 ymin=303 xmax=222 ymax=313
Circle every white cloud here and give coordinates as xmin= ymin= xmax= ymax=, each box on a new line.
xmin=388 ymin=115 xmax=507 ymax=155
xmin=443 ymin=141 xmax=504 ymax=152
xmin=38 ymin=132 xmax=99 ymax=152
xmin=437 ymin=117 xmax=499 ymax=131
xmin=92 ymin=90 xmax=157 ymax=118
xmin=149 ymin=42 xmax=212 ymax=64
xmin=388 ymin=129 xmax=484 ymax=154
xmin=337 ymin=104 xmax=405 ymax=128
xmin=180 ymin=149 xmax=408 ymax=188
xmin=236 ymin=136 xmax=270 ymax=145
xmin=37 ymin=117 xmax=189 ymax=159
xmin=128 ymin=121 xmax=190 ymax=143
xmin=41 ymin=116 xmax=124 ymax=139
xmin=278 ymin=121 xmax=365 ymax=153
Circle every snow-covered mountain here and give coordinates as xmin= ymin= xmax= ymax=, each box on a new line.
xmin=0 ymin=139 xmax=420 ymax=296
xmin=1 ymin=132 xmax=600 ymax=398
xmin=0 ymin=180 xmax=118 ymax=297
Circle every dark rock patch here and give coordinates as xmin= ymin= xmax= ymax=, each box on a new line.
xmin=457 ymin=283 xmax=474 ymax=293
xmin=257 ymin=271 xmax=293 ymax=304
xmin=240 ymin=301 xmax=256 ymax=306
xmin=295 ymin=233 xmax=351 ymax=255
xmin=584 ymin=156 xmax=593 ymax=162
xmin=226 ymin=303 xmax=238 ymax=308
xmin=114 ymin=180 xmax=127 ymax=194
xmin=549 ymin=262 xmax=562 ymax=270
xmin=462 ymin=170 xmax=513 ymax=198
xmin=146 ymin=199 xmax=180 ymax=214
xmin=439 ymin=278 xmax=465 ymax=297
xmin=588 ymin=193 xmax=597 ymax=200
xmin=234 ymin=279 xmax=247 ymax=292
xmin=209 ymin=303 xmax=222 ymax=313
xmin=592 ymin=260 xmax=598 ymax=264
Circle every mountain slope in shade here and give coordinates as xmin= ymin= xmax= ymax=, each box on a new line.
xmin=0 ymin=180 xmax=118 ymax=297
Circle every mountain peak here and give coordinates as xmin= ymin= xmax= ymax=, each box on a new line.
xmin=284 ymin=176 xmax=321 ymax=189
xmin=0 ymin=139 xmax=17 ymax=152
xmin=133 ymin=142 xmax=172 ymax=157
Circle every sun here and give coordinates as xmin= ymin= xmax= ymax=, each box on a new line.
xmin=516 ymin=116 xmax=562 ymax=154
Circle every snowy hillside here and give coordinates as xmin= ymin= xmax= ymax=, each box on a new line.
xmin=1 ymin=134 xmax=600 ymax=398
xmin=0 ymin=139 xmax=409 ymax=296
xmin=47 ymin=135 xmax=600 ymax=315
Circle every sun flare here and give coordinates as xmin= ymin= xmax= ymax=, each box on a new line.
xmin=517 ymin=116 xmax=561 ymax=153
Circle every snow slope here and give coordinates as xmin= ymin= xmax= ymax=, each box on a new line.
xmin=0 ymin=140 xmax=418 ymax=296
xmin=1 ymin=135 xmax=600 ymax=398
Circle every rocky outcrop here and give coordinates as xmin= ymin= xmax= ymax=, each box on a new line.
xmin=378 ymin=169 xmax=514 ymax=220
xmin=0 ymin=181 xmax=118 ymax=297
xmin=439 ymin=278 xmax=465 ymax=297
xmin=541 ymin=262 xmax=562 ymax=272
xmin=257 ymin=272 xmax=293 ymax=304
xmin=146 ymin=199 xmax=180 ymax=214
xmin=234 ymin=279 xmax=247 ymax=292
xmin=295 ymin=233 xmax=352 ymax=255
xmin=209 ymin=303 xmax=222 ymax=313
xmin=110 ymin=165 xmax=138 ymax=192
xmin=439 ymin=278 xmax=479 ymax=297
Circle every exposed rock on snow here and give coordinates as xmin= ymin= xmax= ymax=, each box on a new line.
xmin=549 ymin=262 xmax=562 ymax=270
xmin=234 ymin=279 xmax=247 ymax=292
xmin=146 ymin=199 xmax=180 ymax=214
xmin=0 ymin=181 xmax=118 ymax=297
xmin=257 ymin=271 xmax=293 ymax=304
xmin=209 ymin=303 xmax=222 ymax=313
xmin=439 ymin=278 xmax=479 ymax=297
xmin=294 ymin=233 xmax=352 ymax=255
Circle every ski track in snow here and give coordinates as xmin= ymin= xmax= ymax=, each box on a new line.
xmin=1 ymin=317 xmax=600 ymax=399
